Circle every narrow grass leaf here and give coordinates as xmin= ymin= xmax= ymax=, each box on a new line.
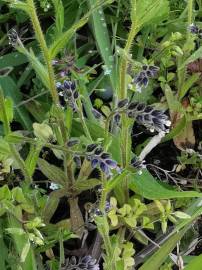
xmin=49 ymin=16 xmax=88 ymax=58
xmin=88 ymin=0 xmax=116 ymax=90
xmin=139 ymin=226 xmax=188 ymax=270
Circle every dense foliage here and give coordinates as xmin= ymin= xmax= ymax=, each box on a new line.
xmin=0 ymin=0 xmax=202 ymax=269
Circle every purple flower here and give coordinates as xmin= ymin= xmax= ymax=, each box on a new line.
xmin=127 ymin=102 xmax=171 ymax=133
xmin=61 ymin=255 xmax=99 ymax=270
xmin=86 ymin=144 xmax=120 ymax=176
xmin=132 ymin=65 xmax=159 ymax=91
xmin=56 ymin=80 xmax=78 ymax=111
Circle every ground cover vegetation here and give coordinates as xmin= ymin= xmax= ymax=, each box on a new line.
xmin=0 ymin=0 xmax=202 ymax=269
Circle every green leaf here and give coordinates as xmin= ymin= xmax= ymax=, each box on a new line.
xmin=51 ymin=0 xmax=64 ymax=35
xmin=139 ymin=227 xmax=188 ymax=270
xmin=17 ymin=47 xmax=50 ymax=89
xmin=0 ymin=185 xmax=11 ymax=200
xmin=0 ymin=138 xmax=10 ymax=155
xmin=20 ymin=241 xmax=30 ymax=263
xmin=12 ymin=187 xmax=26 ymax=204
xmin=179 ymin=74 xmax=200 ymax=100
xmin=162 ymin=116 xmax=186 ymax=142
xmin=88 ymin=1 xmax=116 ymax=90
xmin=49 ymin=16 xmax=88 ymax=58
xmin=0 ymin=52 xmax=27 ymax=69
xmin=184 ymin=255 xmax=202 ymax=270
xmin=0 ymin=76 xmax=32 ymax=130
xmin=164 ymin=84 xmax=182 ymax=112
xmin=135 ymin=0 xmax=169 ymax=28
xmin=182 ymin=47 xmax=202 ymax=68
xmin=25 ymin=144 xmax=42 ymax=177
xmin=6 ymin=228 xmax=25 ymax=236
xmin=74 ymin=178 xmax=101 ymax=192
xmin=106 ymin=170 xmax=129 ymax=192
xmin=173 ymin=211 xmax=191 ymax=219
xmin=129 ymin=170 xmax=202 ymax=199
xmin=42 ymin=189 xmax=66 ymax=223
xmin=37 ymin=158 xmax=66 ymax=185
xmin=0 ymin=97 xmax=13 ymax=123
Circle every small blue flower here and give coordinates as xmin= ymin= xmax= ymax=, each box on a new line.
xmin=56 ymin=80 xmax=78 ymax=111
xmin=86 ymin=144 xmax=120 ymax=176
xmin=133 ymin=65 xmax=159 ymax=91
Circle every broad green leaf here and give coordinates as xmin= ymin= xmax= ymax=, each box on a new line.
xmin=139 ymin=226 xmax=188 ymax=270
xmin=33 ymin=123 xmax=54 ymax=142
xmin=129 ymin=170 xmax=202 ymax=199
xmin=184 ymin=255 xmax=202 ymax=270
xmin=0 ymin=76 xmax=32 ymax=130
xmin=12 ymin=187 xmax=26 ymax=204
xmin=0 ymin=52 xmax=27 ymax=69
xmin=37 ymin=158 xmax=66 ymax=185
xmin=74 ymin=178 xmax=101 ymax=192
xmin=0 ymin=185 xmax=11 ymax=200
xmin=135 ymin=0 xmax=169 ymax=28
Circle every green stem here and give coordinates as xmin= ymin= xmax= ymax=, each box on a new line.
xmin=118 ymin=17 xmax=139 ymax=201
xmin=26 ymin=0 xmax=59 ymax=105
xmin=77 ymin=99 xmax=92 ymax=141
xmin=0 ymin=88 xmax=10 ymax=135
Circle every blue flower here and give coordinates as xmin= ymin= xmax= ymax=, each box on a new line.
xmin=86 ymin=144 xmax=119 ymax=176
xmin=132 ymin=65 xmax=159 ymax=91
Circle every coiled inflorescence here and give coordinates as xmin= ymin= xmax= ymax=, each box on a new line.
xmin=132 ymin=65 xmax=159 ymax=91
xmin=61 ymin=255 xmax=99 ymax=270
xmin=56 ymin=80 xmax=79 ymax=111
xmin=188 ymin=24 xmax=202 ymax=39
xmin=86 ymin=144 xmax=120 ymax=176
xmin=126 ymin=102 xmax=171 ymax=133
xmin=114 ymin=98 xmax=171 ymax=133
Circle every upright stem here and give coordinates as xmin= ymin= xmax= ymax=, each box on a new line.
xmin=27 ymin=0 xmax=59 ymax=105
xmin=118 ymin=17 xmax=139 ymax=200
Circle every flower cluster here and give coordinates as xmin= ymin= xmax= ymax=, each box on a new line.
xmin=132 ymin=65 xmax=159 ymax=91
xmin=88 ymin=200 xmax=111 ymax=220
xmin=56 ymin=80 xmax=79 ymax=111
xmin=61 ymin=256 xmax=99 ymax=270
xmin=86 ymin=144 xmax=120 ymax=176
xmin=126 ymin=102 xmax=171 ymax=133
xmin=8 ymin=28 xmax=21 ymax=47
xmin=130 ymin=157 xmax=146 ymax=175
xmin=188 ymin=24 xmax=202 ymax=39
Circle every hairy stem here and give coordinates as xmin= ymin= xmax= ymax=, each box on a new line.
xmin=26 ymin=0 xmax=59 ymax=105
